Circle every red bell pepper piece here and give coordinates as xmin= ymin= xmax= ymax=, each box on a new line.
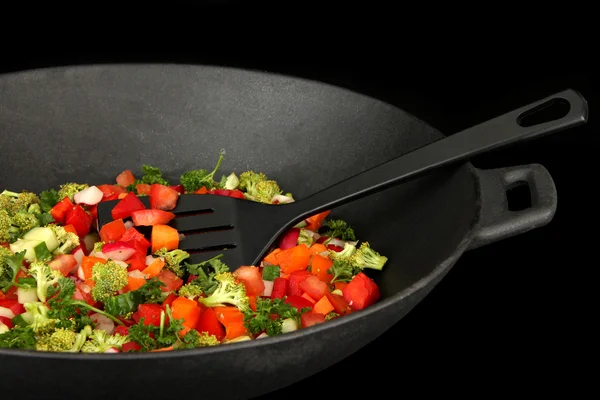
xmin=132 ymin=304 xmax=165 ymax=327
xmin=196 ymin=307 xmax=225 ymax=342
xmin=157 ymin=269 xmax=184 ymax=292
xmin=233 ymin=266 xmax=265 ymax=296
xmin=65 ymin=205 xmax=92 ymax=237
xmin=325 ymin=292 xmax=351 ymax=315
xmin=271 ymin=277 xmax=288 ymax=299
xmin=99 ymin=219 xmax=127 ymax=243
xmin=0 ymin=299 xmax=25 ymax=315
xmin=120 ymin=227 xmax=151 ymax=248
xmin=284 ymin=295 xmax=314 ymax=312
xmin=50 ymin=197 xmax=74 ymax=224
xmin=287 ymin=270 xmax=313 ymax=297
xmin=162 ymin=292 xmax=178 ymax=307
xmin=342 ymin=272 xmax=380 ymax=311
xmin=121 ymin=341 xmax=142 ymax=352
xmin=97 ymin=184 xmax=127 ymax=201
xmin=111 ymin=192 xmax=146 ymax=220
xmin=126 ymin=257 xmax=146 ymax=272
xmin=130 ymin=209 xmax=175 ymax=226
xmin=301 ymin=312 xmax=326 ymax=328
xmin=169 ymin=184 xmax=185 ymax=195
xmin=298 ymin=275 xmax=329 ymax=301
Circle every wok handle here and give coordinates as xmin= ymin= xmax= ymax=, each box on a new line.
xmin=467 ymin=164 xmax=557 ymax=250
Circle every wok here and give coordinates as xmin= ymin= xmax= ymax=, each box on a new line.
xmin=0 ymin=64 xmax=585 ymax=399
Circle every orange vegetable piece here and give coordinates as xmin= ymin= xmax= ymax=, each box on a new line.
xmin=313 ymin=295 xmax=334 ymax=315
xmin=213 ymin=306 xmax=248 ymax=340
xmin=305 ymin=210 xmax=330 ymax=231
xmin=248 ymin=295 xmax=257 ymax=312
xmin=142 ymin=258 xmax=165 ymax=278
xmin=194 ymin=186 xmax=209 ymax=194
xmin=62 ymin=224 xmax=78 ymax=236
xmin=309 ymin=243 xmax=328 ymax=255
xmin=99 ymin=219 xmax=127 ymax=243
xmin=80 ymin=256 xmax=107 ymax=280
xmin=172 ymin=296 xmax=203 ymax=335
xmin=263 ymin=248 xmax=282 ymax=265
xmin=310 ymin=254 xmax=334 ymax=283
xmin=151 ymin=224 xmax=179 ymax=253
xmin=118 ymin=192 xmax=128 ymax=199
xmin=116 ymin=169 xmax=136 ymax=187
xmin=136 ymin=183 xmax=152 ymax=195
xmin=276 ymin=244 xmax=311 ymax=274
xmin=301 ymin=292 xmax=316 ymax=304
xmin=150 ymin=346 xmax=174 ymax=352
xmin=125 ymin=275 xmax=147 ymax=292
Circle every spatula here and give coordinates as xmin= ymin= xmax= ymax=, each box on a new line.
xmin=96 ymin=89 xmax=587 ymax=269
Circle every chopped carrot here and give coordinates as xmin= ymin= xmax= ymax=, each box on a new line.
xmin=80 ymin=256 xmax=107 ymax=280
xmin=125 ymin=275 xmax=146 ymax=292
xmin=334 ymin=282 xmax=348 ymax=291
xmin=305 ymin=210 xmax=330 ymax=231
xmin=263 ymin=248 xmax=282 ymax=265
xmin=248 ymin=295 xmax=257 ymax=312
xmin=194 ymin=186 xmax=209 ymax=194
xmin=151 ymin=224 xmax=179 ymax=253
xmin=310 ymin=254 xmax=334 ymax=282
xmin=150 ymin=346 xmax=174 ymax=352
xmin=172 ymin=296 xmax=203 ymax=335
xmin=136 ymin=183 xmax=152 ymax=195
xmin=99 ymin=219 xmax=127 ymax=243
xmin=214 ymin=306 xmax=248 ymax=340
xmin=313 ymin=295 xmax=334 ymax=315
xmin=280 ymin=272 xmax=289 ymax=279
xmin=142 ymin=258 xmax=165 ymax=278
xmin=116 ymin=169 xmax=136 ymax=187
xmin=301 ymin=292 xmax=316 ymax=304
xmin=62 ymin=224 xmax=78 ymax=236
xmin=276 ymin=244 xmax=310 ymax=274
xmin=309 ymin=243 xmax=328 ymax=255
xmin=118 ymin=192 xmax=128 ymax=199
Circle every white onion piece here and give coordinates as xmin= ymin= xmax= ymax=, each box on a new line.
xmin=146 ymin=255 xmax=157 ymax=265
xmin=104 ymin=347 xmax=120 ymax=353
xmin=73 ymin=247 xmax=85 ymax=266
xmin=124 ymin=221 xmax=134 ymax=229
xmin=128 ymin=269 xmax=147 ymax=279
xmin=281 ymin=318 xmax=299 ymax=333
xmin=256 ymin=332 xmax=269 ymax=339
xmin=77 ymin=266 xmax=86 ymax=281
xmin=80 ymin=282 xmax=92 ymax=294
xmin=0 ymin=306 xmax=15 ymax=319
xmin=74 ymin=185 xmax=104 ymax=206
xmin=114 ymin=260 xmax=129 ymax=269
xmin=261 ymin=280 xmax=274 ymax=297
xmin=327 ymin=238 xmax=346 ymax=248
xmin=90 ymin=251 xmax=108 ymax=259
xmin=346 ymin=241 xmax=358 ymax=247
xmin=318 ymin=251 xmax=330 ymax=257
xmin=178 ymin=233 xmax=186 ymax=241
xmin=271 ymin=194 xmax=295 ymax=204
xmin=90 ymin=313 xmax=115 ymax=335
xmin=0 ymin=322 xmax=9 ymax=334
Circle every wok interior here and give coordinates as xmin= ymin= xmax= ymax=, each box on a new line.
xmin=0 ymin=64 xmax=479 ymax=299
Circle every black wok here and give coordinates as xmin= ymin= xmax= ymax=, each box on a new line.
xmin=0 ymin=64 xmax=582 ymax=399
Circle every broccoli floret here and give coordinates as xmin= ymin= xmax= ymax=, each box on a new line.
xmin=180 ymin=329 xmax=220 ymax=348
xmin=57 ymin=183 xmax=88 ymax=202
xmin=11 ymin=211 xmax=40 ymax=234
xmin=197 ymin=272 xmax=250 ymax=311
xmin=246 ymin=180 xmax=283 ymax=204
xmin=351 ymin=242 xmax=388 ymax=271
xmin=238 ymin=171 xmax=268 ymax=193
xmin=154 ymin=247 xmax=190 ymax=278
xmin=90 ymin=260 xmax=128 ymax=302
xmin=0 ymin=246 xmax=14 ymax=284
xmin=24 ymin=302 xmax=61 ymax=334
xmin=177 ymin=282 xmax=204 ymax=300
xmin=1 ymin=190 xmax=41 ymax=213
xmin=81 ymin=329 xmax=130 ymax=353
xmin=297 ymin=228 xmax=315 ymax=247
xmin=36 ymin=325 xmax=93 ymax=352
xmin=179 ymin=151 xmax=226 ymax=193
xmin=323 ymin=219 xmax=356 ymax=242
xmin=326 ymin=243 xmax=361 ymax=284
xmin=0 ymin=210 xmax=19 ymax=243
xmin=48 ymin=224 xmax=80 ymax=255
xmin=328 ymin=242 xmax=357 ymax=261
xmin=325 ymin=311 xmax=340 ymax=321
xmin=28 ymin=261 xmax=62 ymax=303
xmin=0 ymin=249 xmax=25 ymax=292
xmin=93 ymin=241 xmax=105 ymax=253
xmin=221 ymin=172 xmax=240 ymax=190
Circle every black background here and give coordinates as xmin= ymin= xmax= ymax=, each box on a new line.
xmin=1 ymin=37 xmax=595 ymax=397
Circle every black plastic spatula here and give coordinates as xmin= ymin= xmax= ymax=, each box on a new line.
xmin=96 ymin=89 xmax=588 ymax=269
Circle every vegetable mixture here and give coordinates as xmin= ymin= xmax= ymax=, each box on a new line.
xmin=0 ymin=152 xmax=388 ymax=353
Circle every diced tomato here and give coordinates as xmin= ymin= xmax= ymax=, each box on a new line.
xmin=149 ymin=184 xmax=179 ymax=211
xmin=50 ymin=197 xmax=74 ymax=224
xmin=233 ymin=266 xmax=265 ymax=296
xmin=121 ymin=341 xmax=142 ymax=352
xmin=120 ymin=227 xmax=151 ymax=248
xmin=86 ymin=204 xmax=98 ymax=222
xmin=157 ymin=269 xmax=184 ymax=292
xmin=73 ymin=281 xmax=97 ymax=306
xmin=97 ymin=184 xmax=127 ymax=201
xmin=325 ymin=292 xmax=352 ymax=315
xmin=287 ymin=270 xmax=313 ymax=297
xmin=2 ymin=285 xmax=18 ymax=300
xmin=113 ymin=325 xmax=129 ymax=337
xmin=162 ymin=292 xmax=177 ymax=307
xmin=111 ymin=192 xmax=147 ymax=220
xmin=99 ymin=218 xmax=127 ymax=243
xmin=130 ymin=209 xmax=176 ymax=226
xmin=196 ymin=307 xmax=225 ymax=342
xmin=301 ymin=312 xmax=326 ymax=328
xmin=0 ymin=299 xmax=25 ymax=315
xmin=132 ymin=304 xmax=164 ymax=327
xmin=186 ymin=274 xmax=198 ymax=284
xmin=228 ymin=189 xmax=245 ymax=199
xmin=208 ymin=189 xmax=245 ymax=199
xmin=48 ymin=254 xmax=78 ymax=277
xmin=65 ymin=205 xmax=92 ymax=237
xmin=342 ymin=272 xmax=380 ymax=311
xmin=0 ymin=242 xmax=9 ymax=249
xmin=169 ymin=185 xmax=185 ymax=195
xmin=284 ymin=295 xmax=314 ymax=312
xmin=136 ymin=184 xmax=152 ymax=195
xmin=0 ymin=315 xmax=14 ymax=329
xmin=298 ymin=275 xmax=329 ymax=301
xmin=271 ymin=277 xmax=288 ymax=299
xmin=116 ymin=170 xmax=136 ymax=187
xmin=126 ymin=257 xmax=146 ymax=272
xmin=193 ymin=187 xmax=209 ymax=194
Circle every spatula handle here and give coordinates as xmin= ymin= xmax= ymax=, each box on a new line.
xmin=284 ymin=89 xmax=588 ymax=225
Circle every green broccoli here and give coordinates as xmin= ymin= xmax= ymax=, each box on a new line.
xmin=246 ymin=180 xmax=283 ymax=204
xmin=24 ymin=301 xmax=61 ymax=334
xmin=297 ymin=228 xmax=315 ymax=247
xmin=93 ymin=241 xmax=105 ymax=253
xmin=197 ymin=272 xmax=250 ymax=311
xmin=179 ymin=151 xmax=226 ymax=193
xmin=48 ymin=224 xmax=80 ymax=255
xmin=81 ymin=329 xmax=130 ymax=353
xmin=57 ymin=183 xmax=88 ymax=202
xmin=351 ymin=242 xmax=388 ymax=271
xmin=36 ymin=325 xmax=92 ymax=352
xmin=183 ymin=254 xmax=230 ymax=296
xmin=177 ymin=282 xmax=204 ymax=300
xmin=90 ymin=260 xmax=128 ymax=302
xmin=154 ymin=247 xmax=190 ymax=277
xmin=11 ymin=211 xmax=40 ymax=234
xmin=238 ymin=171 xmax=268 ymax=193
xmin=179 ymin=329 xmax=220 ymax=348
xmin=328 ymin=242 xmax=357 ymax=261
xmin=326 ymin=243 xmax=361 ymax=284
xmin=0 ymin=249 xmax=26 ymax=292
xmin=0 ymin=190 xmax=41 ymax=213
xmin=0 ymin=210 xmax=19 ymax=243
xmin=28 ymin=261 xmax=62 ymax=303
xmin=322 ymin=219 xmax=356 ymax=242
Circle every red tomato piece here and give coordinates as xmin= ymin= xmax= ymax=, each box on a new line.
xmin=50 ymin=197 xmax=74 ymax=224
xmin=284 ymin=295 xmax=314 ymax=312
xmin=126 ymin=257 xmax=146 ymax=272
xmin=325 ymin=292 xmax=352 ymax=315
xmin=233 ymin=266 xmax=265 ymax=296
xmin=120 ymin=227 xmax=151 ymax=248
xmin=132 ymin=304 xmax=164 ymax=327
xmin=113 ymin=325 xmax=129 ymax=337
xmin=121 ymin=341 xmax=142 ymax=352
xmin=116 ymin=170 xmax=136 ymax=187
xmin=196 ymin=307 xmax=225 ymax=342
xmin=270 ymin=277 xmax=288 ymax=299
xmin=301 ymin=312 xmax=326 ymax=328
xmin=0 ymin=299 xmax=25 ymax=315
xmin=111 ymin=192 xmax=147 ymax=220
xmin=149 ymin=184 xmax=179 ymax=211
xmin=65 ymin=205 xmax=92 ymax=237
xmin=99 ymin=219 xmax=127 ymax=243
xmin=162 ymin=292 xmax=178 ymax=307
xmin=287 ymin=270 xmax=313 ymax=297
xmin=48 ymin=254 xmax=78 ymax=277
xmin=342 ymin=272 xmax=380 ymax=311
xmin=130 ymin=209 xmax=175 ymax=226
xmin=228 ymin=189 xmax=245 ymax=199
xmin=73 ymin=282 xmax=97 ymax=306
xmin=298 ymin=275 xmax=329 ymax=301
xmin=169 ymin=185 xmax=185 ymax=194
xmin=157 ymin=269 xmax=184 ymax=292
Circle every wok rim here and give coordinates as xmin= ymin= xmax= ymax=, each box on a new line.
xmin=0 ymin=63 xmax=481 ymax=359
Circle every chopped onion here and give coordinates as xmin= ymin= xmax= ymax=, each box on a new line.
xmin=90 ymin=313 xmax=115 ymax=335
xmin=281 ymin=318 xmax=299 ymax=333
xmin=271 ymin=194 xmax=294 ymax=204
xmin=256 ymin=332 xmax=269 ymax=339
xmin=74 ymin=185 xmax=104 ymax=206
xmin=80 ymin=282 xmax=92 ymax=294
xmin=261 ymin=280 xmax=274 ymax=297
xmin=146 ymin=255 xmax=157 ymax=265
xmin=179 ymin=233 xmax=186 ymax=241
xmin=346 ymin=241 xmax=358 ymax=246
xmin=114 ymin=260 xmax=129 ymax=269
xmin=128 ymin=269 xmax=147 ymax=279
xmin=318 ymin=251 xmax=330 ymax=257
xmin=73 ymin=247 xmax=85 ymax=267
xmin=90 ymin=251 xmax=108 ymax=259
xmin=104 ymin=347 xmax=120 ymax=353
xmin=77 ymin=266 xmax=86 ymax=281
xmin=327 ymin=238 xmax=346 ymax=248
xmin=0 ymin=322 xmax=9 ymax=334
xmin=0 ymin=306 xmax=15 ymax=319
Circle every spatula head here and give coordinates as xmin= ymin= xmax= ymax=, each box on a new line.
xmin=96 ymin=194 xmax=289 ymax=270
